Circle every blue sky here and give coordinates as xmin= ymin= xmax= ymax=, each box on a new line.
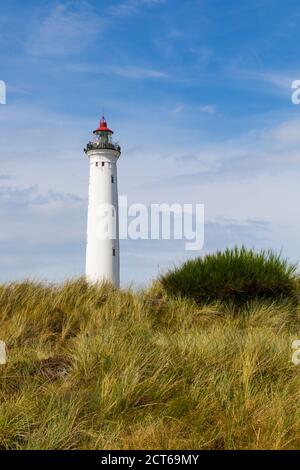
xmin=1 ymin=0 xmax=300 ymax=285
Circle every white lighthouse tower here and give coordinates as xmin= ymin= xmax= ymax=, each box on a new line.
xmin=84 ymin=117 xmax=121 ymax=287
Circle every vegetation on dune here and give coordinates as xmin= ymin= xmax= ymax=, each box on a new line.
xmin=161 ymin=247 xmax=299 ymax=307
xmin=0 ymin=272 xmax=300 ymax=449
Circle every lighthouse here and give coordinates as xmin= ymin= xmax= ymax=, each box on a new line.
xmin=84 ymin=117 xmax=121 ymax=287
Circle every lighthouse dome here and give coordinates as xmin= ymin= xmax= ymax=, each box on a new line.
xmin=93 ymin=116 xmax=114 ymax=134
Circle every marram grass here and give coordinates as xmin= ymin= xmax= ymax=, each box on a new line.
xmin=1 ymin=276 xmax=300 ymax=449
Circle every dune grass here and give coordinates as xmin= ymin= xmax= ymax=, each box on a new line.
xmin=0 ymin=277 xmax=300 ymax=449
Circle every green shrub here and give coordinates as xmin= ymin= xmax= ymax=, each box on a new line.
xmin=160 ymin=247 xmax=299 ymax=306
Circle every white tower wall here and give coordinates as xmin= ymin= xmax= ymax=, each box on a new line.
xmin=85 ymin=147 xmax=121 ymax=287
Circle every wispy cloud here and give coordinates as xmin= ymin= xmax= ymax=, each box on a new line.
xmin=109 ymin=65 xmax=168 ymax=79
xmin=68 ymin=63 xmax=168 ymax=80
xmin=26 ymin=2 xmax=104 ymax=56
xmin=0 ymin=185 xmax=83 ymax=206
xmin=226 ymin=65 xmax=296 ymax=95
xmin=0 ymin=184 xmax=86 ymax=281
xmin=174 ymin=103 xmax=216 ymax=114
xmin=165 ymin=117 xmax=300 ymax=186
xmin=108 ymin=0 xmax=166 ymax=18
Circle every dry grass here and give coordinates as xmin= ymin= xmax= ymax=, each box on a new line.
xmin=0 ymin=278 xmax=300 ymax=449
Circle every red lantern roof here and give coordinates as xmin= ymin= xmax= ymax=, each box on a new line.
xmin=93 ymin=116 xmax=114 ymax=134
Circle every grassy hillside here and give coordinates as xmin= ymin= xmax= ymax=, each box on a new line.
xmin=1 ymin=278 xmax=300 ymax=450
